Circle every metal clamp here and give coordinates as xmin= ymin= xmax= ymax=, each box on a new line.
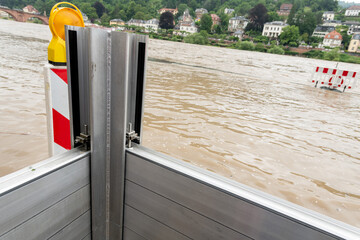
xmin=126 ymin=123 xmax=140 ymax=148
xmin=75 ymin=124 xmax=90 ymax=150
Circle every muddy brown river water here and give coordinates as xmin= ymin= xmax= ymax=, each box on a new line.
xmin=0 ymin=19 xmax=359 ymax=228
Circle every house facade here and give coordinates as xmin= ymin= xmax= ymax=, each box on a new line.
xmin=127 ymin=19 xmax=159 ymax=32
xmin=228 ymin=16 xmax=248 ymax=32
xmin=195 ymin=8 xmax=208 ymax=21
xmin=144 ymin=18 xmax=159 ymax=32
xmin=323 ymin=30 xmax=342 ymax=48
xmin=179 ymin=9 xmax=198 ymax=34
xmin=23 ymin=5 xmax=39 ymax=14
xmin=322 ymin=20 xmax=342 ymax=27
xmin=224 ymin=8 xmax=234 ymax=15
xmin=322 ymin=11 xmax=335 ymax=21
xmin=210 ymin=14 xmax=221 ymax=27
xmin=312 ymin=25 xmax=335 ymax=38
xmin=348 ymin=34 xmax=360 ymax=53
xmin=158 ymin=8 xmax=178 ymax=15
xmin=262 ymin=21 xmax=288 ymax=38
xmin=277 ymin=3 xmax=293 ymax=16
xmin=345 ymin=5 xmax=360 ymax=16
xmin=344 ymin=21 xmax=360 ymax=35
xmin=110 ymin=19 xmax=125 ymax=26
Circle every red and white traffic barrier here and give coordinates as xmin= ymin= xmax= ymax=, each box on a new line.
xmin=310 ymin=66 xmax=359 ymax=92
xmin=44 ymin=64 xmax=71 ymax=156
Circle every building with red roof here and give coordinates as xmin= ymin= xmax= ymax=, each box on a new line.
xmin=158 ymin=8 xmax=178 ymax=15
xmin=277 ymin=3 xmax=293 ymax=16
xmin=210 ymin=14 xmax=220 ymax=27
xmin=323 ymin=30 xmax=342 ymax=48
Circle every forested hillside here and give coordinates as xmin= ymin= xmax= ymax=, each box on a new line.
xmin=0 ymin=0 xmax=338 ymax=23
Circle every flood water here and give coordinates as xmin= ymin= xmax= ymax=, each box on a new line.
xmin=0 ymin=19 xmax=359 ymax=228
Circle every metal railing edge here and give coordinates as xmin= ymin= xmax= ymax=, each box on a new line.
xmin=126 ymin=144 xmax=360 ymax=240
xmin=0 ymin=148 xmax=90 ymax=196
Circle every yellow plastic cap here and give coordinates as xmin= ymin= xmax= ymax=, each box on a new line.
xmin=48 ymin=2 xmax=84 ymax=65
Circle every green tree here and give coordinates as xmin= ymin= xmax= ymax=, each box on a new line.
xmin=245 ymin=4 xmax=269 ymax=33
xmin=336 ymin=25 xmax=350 ymax=49
xmin=80 ymin=3 xmax=98 ymax=22
xmin=159 ymin=12 xmax=174 ymax=29
xmin=100 ymin=13 xmax=110 ymax=26
xmin=176 ymin=4 xmax=189 ymax=20
xmin=293 ymin=11 xmax=317 ymax=36
xmin=279 ymin=25 xmax=300 ymax=45
xmin=200 ymin=14 xmax=212 ymax=33
xmin=93 ymin=1 xmax=105 ymax=18
xmin=268 ymin=11 xmax=280 ymax=22
xmin=218 ymin=12 xmax=229 ymax=33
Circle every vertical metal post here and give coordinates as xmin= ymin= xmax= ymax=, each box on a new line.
xmin=66 ymin=26 xmax=148 ymax=240
xmin=108 ymin=31 xmax=130 ymax=240
xmin=88 ymin=28 xmax=111 ymax=240
xmin=108 ymin=32 xmax=148 ymax=238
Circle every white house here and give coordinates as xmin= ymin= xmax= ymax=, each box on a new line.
xmin=323 ymin=30 xmax=342 ymax=48
xmin=322 ymin=20 xmax=342 ymax=27
xmin=345 ymin=5 xmax=360 ymax=16
xmin=344 ymin=21 xmax=360 ymax=35
xmin=126 ymin=19 xmax=159 ymax=32
xmin=144 ymin=18 xmax=159 ymax=32
xmin=322 ymin=11 xmax=335 ymax=21
xmin=179 ymin=9 xmax=198 ymax=34
xmin=224 ymin=8 xmax=235 ymax=15
xmin=262 ymin=21 xmax=288 ymax=38
xmin=228 ymin=16 xmax=248 ymax=32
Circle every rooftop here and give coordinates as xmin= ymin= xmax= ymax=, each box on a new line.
xmin=230 ymin=16 xmax=247 ymax=21
xmin=353 ymin=34 xmax=360 ymax=40
xmin=314 ymin=25 xmax=335 ymax=32
xmin=347 ymin=5 xmax=360 ymax=10
xmin=265 ymin=21 xmax=288 ymax=26
xmin=324 ymin=30 xmax=342 ymax=40
xmin=279 ymin=3 xmax=293 ymax=10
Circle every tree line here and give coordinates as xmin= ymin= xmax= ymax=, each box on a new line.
xmin=0 ymin=0 xmax=338 ymax=24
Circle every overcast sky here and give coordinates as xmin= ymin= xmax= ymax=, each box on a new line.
xmin=342 ymin=0 xmax=360 ymax=3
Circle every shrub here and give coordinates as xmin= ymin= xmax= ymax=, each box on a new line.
xmin=267 ymin=46 xmax=285 ymax=54
xmin=255 ymin=43 xmax=266 ymax=52
xmin=285 ymin=50 xmax=299 ymax=56
xmin=184 ymin=33 xmax=209 ymax=45
xmin=236 ymin=41 xmax=255 ymax=51
xmin=289 ymin=41 xmax=298 ymax=47
xmin=324 ymin=48 xmax=340 ymax=61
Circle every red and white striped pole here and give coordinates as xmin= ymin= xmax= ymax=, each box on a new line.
xmin=44 ymin=64 xmax=71 ymax=156
xmin=44 ymin=2 xmax=84 ymax=156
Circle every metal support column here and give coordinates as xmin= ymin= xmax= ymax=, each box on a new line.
xmin=65 ymin=26 xmax=148 ymax=240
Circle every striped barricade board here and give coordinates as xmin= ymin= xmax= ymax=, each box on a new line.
xmin=310 ymin=66 xmax=359 ymax=92
xmin=44 ymin=64 xmax=71 ymax=156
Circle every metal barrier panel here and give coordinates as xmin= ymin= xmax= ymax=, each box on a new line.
xmin=0 ymin=149 xmax=91 ymax=240
xmin=124 ymin=145 xmax=360 ymax=240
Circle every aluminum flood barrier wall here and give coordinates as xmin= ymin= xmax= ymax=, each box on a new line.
xmin=0 ymin=149 xmax=91 ymax=240
xmin=62 ymin=26 xmax=360 ymax=240
xmin=124 ymin=146 xmax=360 ymax=240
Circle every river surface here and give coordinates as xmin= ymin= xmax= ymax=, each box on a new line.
xmin=0 ymin=19 xmax=359 ymax=228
